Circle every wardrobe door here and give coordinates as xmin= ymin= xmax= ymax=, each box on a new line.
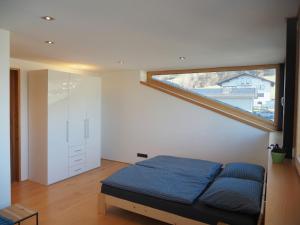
xmin=68 ymin=74 xmax=86 ymax=148
xmin=84 ymin=76 xmax=101 ymax=170
xmin=47 ymin=70 xmax=69 ymax=184
xmin=68 ymin=74 xmax=87 ymax=176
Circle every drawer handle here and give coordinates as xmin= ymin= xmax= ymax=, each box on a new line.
xmin=74 ymin=168 xmax=82 ymax=172
xmin=74 ymin=149 xmax=81 ymax=152
xmin=75 ymin=159 xmax=82 ymax=162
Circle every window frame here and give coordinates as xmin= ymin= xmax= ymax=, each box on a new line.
xmin=144 ymin=64 xmax=281 ymax=131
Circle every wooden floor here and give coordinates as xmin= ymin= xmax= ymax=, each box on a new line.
xmin=12 ymin=160 xmax=167 ymax=225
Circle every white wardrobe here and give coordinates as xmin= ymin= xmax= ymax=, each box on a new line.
xmin=28 ymin=70 xmax=101 ymax=185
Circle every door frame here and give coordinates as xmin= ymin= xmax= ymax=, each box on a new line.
xmin=10 ymin=68 xmax=21 ymax=182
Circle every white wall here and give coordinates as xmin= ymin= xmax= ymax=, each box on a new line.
xmin=101 ymin=70 xmax=269 ymax=166
xmin=0 ymin=29 xmax=11 ymax=209
xmin=269 ymin=132 xmax=283 ymax=146
xmin=10 ymin=58 xmax=99 ymax=181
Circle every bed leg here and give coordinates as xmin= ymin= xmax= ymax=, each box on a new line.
xmin=98 ymin=192 xmax=107 ymax=215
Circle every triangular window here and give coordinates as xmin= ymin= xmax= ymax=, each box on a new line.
xmin=143 ymin=65 xmax=281 ymax=131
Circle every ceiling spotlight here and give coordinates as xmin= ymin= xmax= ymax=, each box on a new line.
xmin=41 ymin=16 xmax=55 ymax=21
xmin=45 ymin=41 xmax=54 ymax=44
xmin=179 ymin=56 xmax=186 ymax=61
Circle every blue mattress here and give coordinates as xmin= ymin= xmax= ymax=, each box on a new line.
xmin=102 ymin=156 xmax=222 ymax=204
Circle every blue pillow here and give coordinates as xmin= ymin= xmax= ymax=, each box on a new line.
xmin=219 ymin=162 xmax=265 ymax=182
xmin=200 ymin=177 xmax=262 ymax=215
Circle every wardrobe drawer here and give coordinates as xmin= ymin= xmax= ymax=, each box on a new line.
xmin=69 ymin=164 xmax=86 ymax=177
xmin=69 ymin=154 xmax=86 ymax=167
xmin=69 ymin=146 xmax=85 ymax=157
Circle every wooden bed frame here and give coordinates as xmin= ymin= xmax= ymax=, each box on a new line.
xmin=98 ymin=173 xmax=267 ymax=225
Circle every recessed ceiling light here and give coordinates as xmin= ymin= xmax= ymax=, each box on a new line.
xmin=45 ymin=41 xmax=54 ymax=44
xmin=179 ymin=56 xmax=186 ymax=61
xmin=41 ymin=16 xmax=55 ymax=21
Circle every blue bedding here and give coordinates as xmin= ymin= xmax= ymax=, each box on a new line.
xmin=219 ymin=162 xmax=265 ymax=183
xmin=200 ymin=177 xmax=263 ymax=215
xmin=136 ymin=155 xmax=222 ymax=180
xmin=0 ymin=216 xmax=14 ymax=225
xmin=102 ymin=156 xmax=222 ymax=204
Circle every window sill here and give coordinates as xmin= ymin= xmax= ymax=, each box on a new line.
xmin=265 ymin=154 xmax=300 ymax=225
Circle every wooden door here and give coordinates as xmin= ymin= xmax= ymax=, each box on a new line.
xmin=10 ymin=69 xmax=20 ymax=182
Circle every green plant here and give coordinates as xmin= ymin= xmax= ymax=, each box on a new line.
xmin=268 ymin=144 xmax=286 ymax=163
xmin=268 ymin=144 xmax=285 ymax=153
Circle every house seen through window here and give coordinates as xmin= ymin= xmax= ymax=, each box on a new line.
xmin=152 ymin=68 xmax=277 ymax=122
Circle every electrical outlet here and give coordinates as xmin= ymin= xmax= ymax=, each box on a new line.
xmin=137 ymin=153 xmax=148 ymax=158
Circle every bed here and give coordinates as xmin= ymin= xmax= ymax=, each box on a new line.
xmin=99 ymin=156 xmax=266 ymax=225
